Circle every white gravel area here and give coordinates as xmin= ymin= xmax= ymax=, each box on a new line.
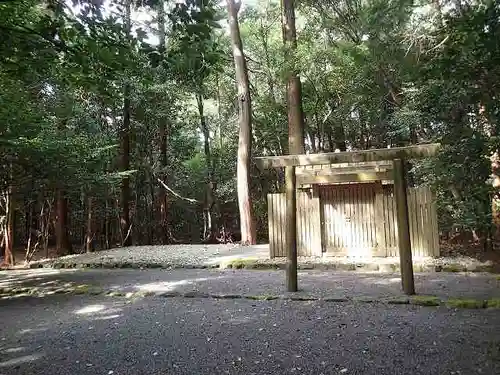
xmin=26 ymin=244 xmax=496 ymax=272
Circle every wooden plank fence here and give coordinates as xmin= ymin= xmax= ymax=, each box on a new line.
xmin=268 ymin=184 xmax=439 ymax=258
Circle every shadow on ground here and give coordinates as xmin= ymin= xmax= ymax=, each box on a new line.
xmin=1 ymin=268 xmax=499 ymax=302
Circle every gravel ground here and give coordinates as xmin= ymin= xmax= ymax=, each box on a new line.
xmin=27 ymin=244 xmax=497 ymax=272
xmin=1 ymin=268 xmax=499 ymax=301
xmin=0 ymin=294 xmax=499 ymax=374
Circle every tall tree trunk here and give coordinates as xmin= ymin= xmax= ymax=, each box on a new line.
xmin=120 ymin=0 xmax=132 ymax=246
xmin=226 ymin=0 xmax=257 ymax=245
xmin=196 ymin=92 xmax=216 ymax=242
xmin=281 ymin=0 xmax=305 ymax=154
xmin=157 ymin=0 xmax=169 ymax=244
xmin=55 ymin=188 xmax=72 ymax=255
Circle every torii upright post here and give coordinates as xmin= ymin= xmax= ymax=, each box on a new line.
xmin=393 ymin=158 xmax=415 ymax=295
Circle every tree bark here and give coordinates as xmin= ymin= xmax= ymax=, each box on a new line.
xmin=281 ymin=0 xmax=305 ymax=154
xmin=55 ymin=188 xmax=72 ymax=255
xmin=85 ymin=195 xmax=93 ymax=253
xmin=2 ymin=184 xmax=15 ymax=266
xmin=120 ymin=0 xmax=132 ymax=246
xmin=226 ymin=0 xmax=257 ymax=245
xmin=157 ymin=0 xmax=169 ymax=244
xmin=196 ymin=92 xmax=216 ymax=242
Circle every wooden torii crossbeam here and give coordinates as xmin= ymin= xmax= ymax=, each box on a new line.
xmin=255 ymin=143 xmax=441 ymax=295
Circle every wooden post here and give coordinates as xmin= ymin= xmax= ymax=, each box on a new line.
xmin=393 ymin=159 xmax=415 ymax=295
xmin=285 ymin=165 xmax=298 ymax=292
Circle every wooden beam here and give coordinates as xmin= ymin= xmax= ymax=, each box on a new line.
xmin=296 ymin=165 xmax=392 ymax=176
xmin=285 ymin=166 xmax=298 ymax=292
xmin=297 ymin=171 xmax=392 ymax=185
xmin=255 ymin=144 xmax=440 ymax=169
xmin=393 ymin=159 xmax=415 ymax=295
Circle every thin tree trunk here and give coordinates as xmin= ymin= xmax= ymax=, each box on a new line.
xmin=226 ymin=0 xmax=257 ymax=245
xmin=105 ymin=198 xmax=110 ymax=249
xmin=85 ymin=195 xmax=93 ymax=253
xmin=3 ymin=184 xmax=15 ymax=266
xmin=281 ymin=0 xmax=305 ymax=154
xmin=55 ymin=189 xmax=72 ymax=255
xmin=197 ymin=92 xmax=216 ymax=241
xmin=120 ymin=0 xmax=132 ymax=246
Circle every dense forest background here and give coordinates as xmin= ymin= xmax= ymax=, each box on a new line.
xmin=1 ymin=0 xmax=500 ymax=265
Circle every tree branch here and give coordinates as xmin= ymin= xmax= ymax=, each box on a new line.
xmin=156 ymin=177 xmax=201 ymax=204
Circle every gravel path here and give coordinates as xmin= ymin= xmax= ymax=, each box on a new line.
xmin=0 ymin=294 xmax=499 ymax=374
xmin=1 ymin=268 xmax=499 ymax=301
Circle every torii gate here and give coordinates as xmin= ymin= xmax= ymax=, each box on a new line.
xmin=255 ymin=144 xmax=440 ymax=295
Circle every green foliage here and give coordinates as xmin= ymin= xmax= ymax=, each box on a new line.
xmin=2 ymin=0 xmax=500 ymax=251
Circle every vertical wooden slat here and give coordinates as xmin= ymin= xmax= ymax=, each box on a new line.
xmin=344 ymin=186 xmax=351 ymax=255
xmin=365 ymin=185 xmax=371 ymax=251
xmin=417 ymin=189 xmax=424 ymax=257
xmin=385 ymin=191 xmax=394 ymax=255
xmin=390 ymin=189 xmax=397 ymax=256
xmin=374 ymin=183 xmax=385 ymax=256
xmin=330 ymin=186 xmax=337 ymax=252
xmin=357 ymin=185 xmax=363 ymax=255
xmin=369 ymin=184 xmax=376 ymax=251
xmin=422 ymin=188 xmax=430 ymax=256
xmin=391 ymin=188 xmax=398 ymax=256
xmin=274 ymin=194 xmax=279 ymax=257
xmin=307 ymin=192 xmax=313 ymax=256
xmin=273 ymin=194 xmax=279 ymax=257
xmin=413 ymin=189 xmax=420 ymax=258
xmin=407 ymin=189 xmax=415 ymax=257
xmin=347 ymin=186 xmax=354 ymax=255
xmin=268 ymin=194 xmax=274 ymax=258
xmin=364 ymin=185 xmax=370 ymax=251
xmin=314 ymin=189 xmax=322 ymax=256
xmin=334 ymin=186 xmax=340 ymax=252
xmin=361 ymin=185 xmax=367 ymax=254
xmin=302 ymin=192 xmax=307 ymax=256
xmin=279 ymin=194 xmax=286 ymax=257
xmin=296 ymin=192 xmax=302 ymax=256
xmin=303 ymin=192 xmax=310 ymax=256
xmin=418 ymin=189 xmax=424 ymax=257
xmin=427 ymin=189 xmax=438 ymax=256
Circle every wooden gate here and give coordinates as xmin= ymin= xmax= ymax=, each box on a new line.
xmin=268 ymin=184 xmax=439 ymax=258
xmin=319 ymin=183 xmax=378 ymax=257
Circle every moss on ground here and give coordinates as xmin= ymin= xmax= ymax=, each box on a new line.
xmin=224 ymin=258 xmax=258 ymax=269
xmin=411 ymin=295 xmax=441 ymax=306
xmin=211 ymin=294 xmax=242 ymax=299
xmin=289 ymin=296 xmax=318 ymax=301
xmin=387 ymin=298 xmax=410 ymax=305
xmin=323 ymin=297 xmax=349 ymax=302
xmin=244 ymin=294 xmax=278 ymax=301
xmin=441 ymin=264 xmax=467 ymax=273
xmin=486 ymin=298 xmax=500 ymax=308
xmin=446 ymin=298 xmax=486 ymax=309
